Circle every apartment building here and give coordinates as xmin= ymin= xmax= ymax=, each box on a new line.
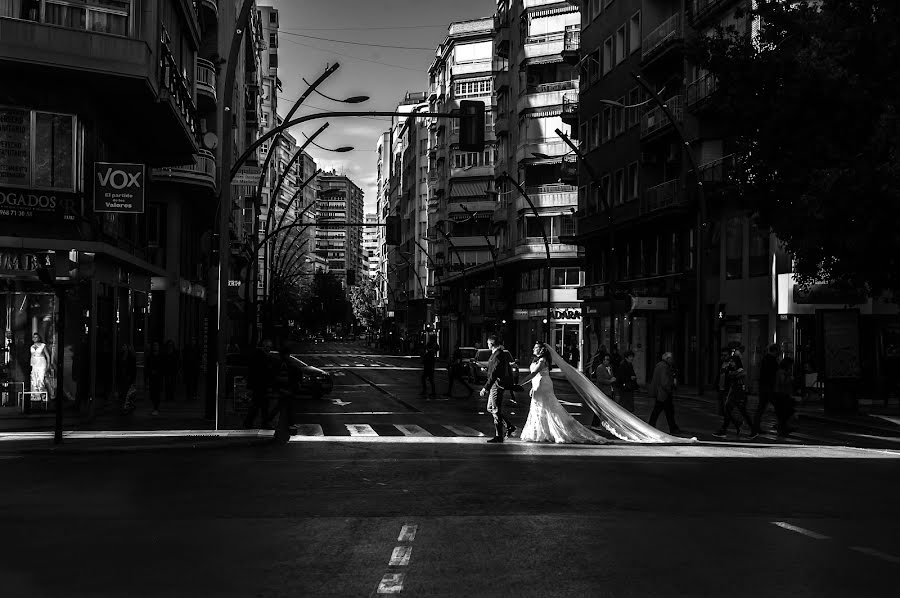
xmin=374 ymin=131 xmax=392 ymax=316
xmin=362 ymin=213 xmax=380 ymax=280
xmin=315 ymin=172 xmax=364 ymax=287
xmin=0 ymin=0 xmax=263 ymax=411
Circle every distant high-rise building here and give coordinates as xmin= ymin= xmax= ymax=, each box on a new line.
xmin=316 ymin=173 xmax=364 ymax=286
xmin=363 ymin=213 xmax=380 ymax=280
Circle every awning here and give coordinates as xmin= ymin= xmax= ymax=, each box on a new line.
xmin=450 ymin=180 xmax=492 ymax=198
xmin=525 ymin=108 xmax=562 ymax=118
xmin=520 ymin=55 xmax=563 ymax=68
xmin=529 ymin=4 xmax=578 ymax=19
xmin=448 ymin=210 xmax=494 ymax=221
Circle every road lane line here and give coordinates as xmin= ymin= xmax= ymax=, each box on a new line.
xmin=398 ymin=524 xmax=417 ymax=542
xmin=772 ymin=522 xmax=830 ymax=540
xmin=345 ymin=424 xmax=378 ymax=436
xmin=293 ymin=424 xmax=323 ymax=436
xmin=443 ymin=424 xmax=486 ymax=437
xmin=850 ymin=546 xmax=900 ymax=564
xmin=389 ymin=545 xmax=412 ymax=566
xmin=376 ymin=572 xmax=405 ymax=594
xmin=395 ymin=424 xmax=432 ymax=437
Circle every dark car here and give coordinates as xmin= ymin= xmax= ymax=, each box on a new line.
xmin=471 ymin=349 xmax=520 ymax=385
xmin=455 ymin=346 xmax=478 ymax=380
xmin=225 ymin=352 xmax=333 ymax=400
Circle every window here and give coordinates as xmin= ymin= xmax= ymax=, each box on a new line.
xmin=615 ymin=26 xmax=626 ymax=64
xmin=269 ymin=33 xmax=277 ymax=48
xmin=603 ymin=37 xmax=613 ymax=74
xmin=614 ymin=169 xmax=624 ymax=205
xmin=668 ymin=232 xmax=680 ymax=273
xmin=579 ymin=122 xmax=588 ymax=148
xmin=269 ymin=52 xmax=278 ymax=68
xmin=269 ymin=11 xmax=278 ymax=24
xmin=558 ymin=214 xmax=576 ymax=237
xmin=591 ymin=183 xmax=602 ymax=213
xmin=614 ymin=97 xmax=625 ymax=135
xmin=591 ymin=0 xmax=601 ymax=20
xmin=37 ymin=0 xmax=131 ymax=36
xmin=455 ymin=78 xmax=492 ymax=98
xmin=578 ymin=185 xmax=587 ymax=212
xmin=627 ymin=87 xmax=641 ymax=128
xmin=0 ymin=108 xmax=77 ymax=191
xmin=588 ymin=50 xmax=600 ymax=84
xmin=630 ymin=12 xmax=641 ymax=54
xmin=601 ymin=174 xmax=611 ymax=209
xmin=553 ymin=267 xmax=581 ymax=286
xmin=590 ymin=114 xmax=600 ymax=148
xmin=725 ymin=217 xmax=743 ymax=279
xmin=627 ymin=162 xmax=638 ymax=200
xmin=749 ymin=222 xmax=769 ymax=277
xmin=602 ymin=106 xmax=613 ymax=142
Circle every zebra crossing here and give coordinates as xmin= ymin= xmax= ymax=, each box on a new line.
xmin=291 ymin=423 xmax=487 ymax=438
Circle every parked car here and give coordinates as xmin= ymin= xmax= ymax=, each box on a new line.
xmin=471 ymin=349 xmax=520 ymax=385
xmin=224 ymin=352 xmax=333 ymax=400
xmin=455 ymin=346 xmax=478 ymax=380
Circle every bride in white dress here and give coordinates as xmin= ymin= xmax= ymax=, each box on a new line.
xmin=519 ymin=342 xmax=690 ymax=444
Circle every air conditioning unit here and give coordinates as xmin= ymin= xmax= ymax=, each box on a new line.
xmin=640 ymin=152 xmax=657 ymax=165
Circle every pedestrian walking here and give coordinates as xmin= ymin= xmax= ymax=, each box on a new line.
xmin=420 ymin=336 xmax=438 ymax=399
xmin=566 ymin=343 xmax=580 ymax=368
xmin=595 ymin=355 xmax=617 ymax=399
xmin=244 ymin=339 xmax=273 ymax=429
xmin=145 ymin=341 xmax=163 ymax=415
xmin=615 ymin=350 xmax=638 ymax=413
xmin=181 ymin=338 xmax=201 ymax=401
xmin=713 ymin=354 xmax=756 ymax=438
xmin=116 ymin=343 xmax=137 ymax=413
xmin=444 ymin=343 xmax=474 ymax=398
xmin=588 ymin=344 xmax=608 ymax=379
xmin=479 ymin=334 xmax=516 ymax=442
xmin=272 ymin=345 xmax=301 ymax=442
xmin=647 ymin=352 xmax=682 ymax=434
xmin=774 ymin=356 xmax=797 ymax=436
xmin=752 ymin=344 xmax=780 ymax=435
xmin=716 ymin=349 xmax=731 ymax=416
xmin=609 ymin=344 xmax=622 ymax=372
xmin=162 ymin=339 xmax=179 ymax=403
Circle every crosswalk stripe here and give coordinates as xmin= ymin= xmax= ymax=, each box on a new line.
xmin=443 ymin=424 xmax=486 ymax=437
xmin=346 ymin=424 xmax=378 ymax=436
xmin=294 ymin=424 xmax=324 ymax=436
xmin=395 ymin=424 xmax=432 ymax=437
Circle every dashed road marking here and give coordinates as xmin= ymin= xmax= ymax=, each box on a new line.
xmin=443 ymin=424 xmax=486 ymax=437
xmin=377 ymin=572 xmax=405 ymax=594
xmin=293 ymin=424 xmax=323 ymax=436
xmin=772 ymin=521 xmax=830 ymax=540
xmin=398 ymin=524 xmax=417 ymax=542
xmin=389 ymin=545 xmax=412 ymax=566
xmin=345 ymin=424 xmax=378 ymax=436
xmin=395 ymin=424 xmax=431 ymax=437
xmin=850 ymin=546 xmax=900 ymax=564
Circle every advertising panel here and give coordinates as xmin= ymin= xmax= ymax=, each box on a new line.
xmin=93 ymin=162 xmax=145 ymax=213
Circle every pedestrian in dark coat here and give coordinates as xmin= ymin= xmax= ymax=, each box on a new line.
xmin=244 ymin=339 xmax=274 ymax=428
xmin=713 ymin=355 xmax=756 ymax=438
xmin=445 ymin=343 xmax=474 ymax=398
xmin=420 ymin=336 xmax=438 ymax=398
xmin=479 ymin=334 xmax=515 ymax=442
xmin=647 ymin=352 xmax=681 ymax=434
xmin=616 ymin=350 xmax=638 ymax=413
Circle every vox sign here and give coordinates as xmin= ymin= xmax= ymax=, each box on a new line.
xmin=93 ymin=162 xmax=145 ymax=213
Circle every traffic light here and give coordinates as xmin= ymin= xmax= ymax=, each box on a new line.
xmin=458 ymin=100 xmax=485 ymax=152
xmin=347 ymin=269 xmax=356 ymax=286
xmin=386 ymin=215 xmax=401 ymax=245
xmin=717 ymin=303 xmax=727 ymax=320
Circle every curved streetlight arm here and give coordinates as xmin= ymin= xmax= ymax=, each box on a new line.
xmin=501 ymin=172 xmax=553 ymax=342
xmin=274 ymin=239 xmax=309 ymax=279
xmin=254 ymin=63 xmax=341 ymax=201
xmin=458 ymin=203 xmax=499 ymax=279
xmin=272 ymin=168 xmax=322 ymax=260
xmin=256 ymin=205 xmax=315 ymax=251
xmin=391 ymin=246 xmax=426 ymax=298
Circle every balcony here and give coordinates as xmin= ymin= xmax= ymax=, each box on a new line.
xmin=521 ymin=32 xmax=565 ymax=64
xmin=516 ymin=140 xmax=570 ymax=165
xmin=195 ymin=57 xmax=217 ymax=107
xmin=452 ymin=59 xmax=493 ymax=77
xmin=449 ymin=199 xmax=497 ymax=216
xmin=517 ymin=80 xmax=577 ymax=114
xmin=641 ymin=95 xmax=683 ymax=139
xmin=561 ymin=30 xmax=580 ymax=64
xmin=561 ymin=94 xmax=578 ymax=126
xmin=640 ymin=179 xmax=686 ymax=215
xmin=699 ymin=154 xmax=736 ymax=185
xmin=495 ymin=115 xmax=509 ymax=135
xmin=516 ymin=184 xmax=577 ymax=212
xmin=690 ymin=0 xmax=733 ymax=26
xmin=642 ymin=14 xmax=683 ymax=64
xmin=151 ymin=149 xmax=217 ymax=191
xmin=686 ymin=72 xmax=718 ymax=108
xmin=514 ymin=242 xmax=580 ymax=257
xmin=450 ymin=164 xmax=494 ymax=179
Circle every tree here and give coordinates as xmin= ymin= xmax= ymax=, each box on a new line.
xmin=348 ymin=275 xmax=383 ymax=330
xmin=298 ymin=271 xmax=350 ymax=330
xmin=693 ymin=0 xmax=900 ymax=297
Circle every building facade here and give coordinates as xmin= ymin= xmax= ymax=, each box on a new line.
xmin=362 ymin=212 xmax=380 ymax=280
xmin=315 ymin=173 xmax=364 ymax=287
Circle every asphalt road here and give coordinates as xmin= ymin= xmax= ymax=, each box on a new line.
xmin=1 ymin=439 xmax=898 ymax=597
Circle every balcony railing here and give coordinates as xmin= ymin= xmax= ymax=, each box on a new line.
xmin=641 ymin=95 xmax=683 ymax=138
xmin=525 ymin=80 xmax=578 ymax=95
xmin=196 ymin=57 xmax=217 ymax=102
xmin=2 ymin=0 xmax=133 ymax=36
xmin=640 ymin=179 xmax=682 ymax=214
xmin=691 ymin=0 xmax=731 ymax=23
xmin=561 ymin=94 xmax=578 ymax=123
xmin=686 ymin=72 xmax=717 ymax=106
xmin=699 ymin=153 xmax=736 ymax=184
xmin=563 ymin=29 xmax=580 ymax=52
xmin=152 ymin=148 xmax=217 ymax=189
xmin=642 ymin=13 xmax=682 ymax=61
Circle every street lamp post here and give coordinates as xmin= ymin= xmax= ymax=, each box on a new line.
xmin=500 ymin=172 xmax=552 ymax=344
xmin=431 ymin=220 xmax=470 ymax=347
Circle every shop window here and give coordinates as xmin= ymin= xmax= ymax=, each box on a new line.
xmin=553 ymin=267 xmax=581 ymax=287
xmin=0 ymin=108 xmax=77 ymax=191
xmin=725 ymin=216 xmax=743 ymax=279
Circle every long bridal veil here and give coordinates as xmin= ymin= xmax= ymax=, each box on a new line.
xmin=544 ymin=344 xmax=696 ymax=443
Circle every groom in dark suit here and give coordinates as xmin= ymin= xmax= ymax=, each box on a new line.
xmin=479 ymin=334 xmax=516 ymax=443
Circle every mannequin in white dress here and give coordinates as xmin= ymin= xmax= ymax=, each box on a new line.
xmin=30 ymin=332 xmax=50 ymax=393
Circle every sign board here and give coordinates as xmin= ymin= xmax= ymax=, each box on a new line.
xmin=630 ymin=296 xmax=669 ymax=311
xmin=551 ymin=308 xmax=582 ymax=321
xmin=819 ymin=309 xmax=861 ymax=379
xmin=94 ymin=162 xmax=145 ymax=213
xmin=512 ymin=308 xmax=529 ymax=321
xmin=0 ymin=187 xmax=80 ymax=220
xmin=233 ymin=166 xmax=262 ymax=186
xmin=0 ymin=108 xmax=31 ymax=187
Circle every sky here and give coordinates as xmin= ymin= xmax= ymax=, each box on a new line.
xmin=267 ymin=0 xmax=495 ymax=213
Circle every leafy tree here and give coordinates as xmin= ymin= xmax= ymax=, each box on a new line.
xmin=298 ymin=271 xmax=350 ymax=330
xmin=692 ymin=0 xmax=900 ymax=297
xmin=348 ymin=275 xmax=383 ymax=330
